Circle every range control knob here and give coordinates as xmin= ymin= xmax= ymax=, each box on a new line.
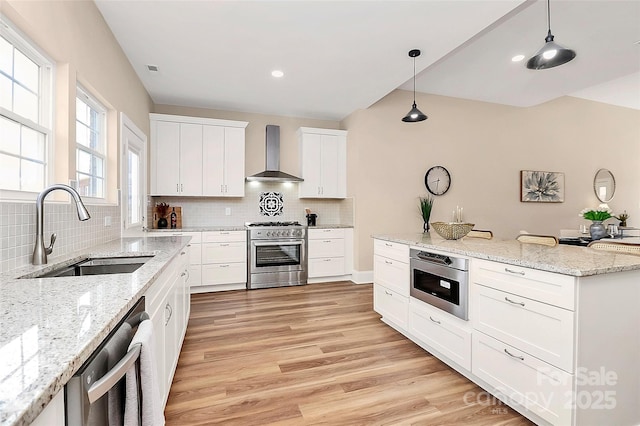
xmin=266 ymin=231 xmax=272 ymax=237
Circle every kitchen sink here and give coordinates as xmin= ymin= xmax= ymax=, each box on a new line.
xmin=22 ymin=255 xmax=155 ymax=278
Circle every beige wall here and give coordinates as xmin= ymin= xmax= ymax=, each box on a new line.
xmin=153 ymin=105 xmax=342 ymax=180
xmin=4 ymin=0 xmax=153 ymax=198
xmin=344 ymin=89 xmax=640 ymax=272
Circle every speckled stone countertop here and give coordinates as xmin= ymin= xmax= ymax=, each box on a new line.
xmin=147 ymin=225 xmax=246 ymax=232
xmin=373 ymin=233 xmax=640 ymax=277
xmin=0 ymin=236 xmax=190 ymax=426
xmin=308 ymin=224 xmax=353 ymax=229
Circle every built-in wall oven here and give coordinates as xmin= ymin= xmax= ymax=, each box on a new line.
xmin=246 ymin=222 xmax=308 ymax=289
xmin=410 ymin=249 xmax=469 ymax=320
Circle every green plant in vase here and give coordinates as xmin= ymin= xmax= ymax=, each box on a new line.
xmin=419 ymin=195 xmax=434 ymax=233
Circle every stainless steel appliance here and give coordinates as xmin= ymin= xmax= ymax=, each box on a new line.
xmin=410 ymin=249 xmax=469 ymax=320
xmin=65 ymin=297 xmax=147 ymax=425
xmin=246 ymin=221 xmax=308 ymax=289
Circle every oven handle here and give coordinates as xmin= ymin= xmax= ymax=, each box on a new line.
xmin=253 ymin=241 xmax=303 ymax=246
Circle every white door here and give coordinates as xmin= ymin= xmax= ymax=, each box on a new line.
xmin=202 ymin=125 xmax=225 ymax=196
xmin=120 ymin=113 xmax=147 ymax=232
xmin=223 ymin=126 xmax=245 ymax=196
xmin=320 ymin=134 xmax=339 ymax=197
xmin=154 ymin=121 xmax=180 ymax=194
xmin=299 ymin=132 xmax=322 ymax=197
xmin=179 ymin=123 xmax=203 ymax=195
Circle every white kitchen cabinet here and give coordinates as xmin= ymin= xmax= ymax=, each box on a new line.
xmin=150 ymin=113 xmax=247 ymax=197
xmin=199 ymin=230 xmax=247 ymax=291
xmin=408 ymin=297 xmax=472 ymax=371
xmin=373 ymin=238 xmax=409 ymax=331
xmin=308 ymin=228 xmax=353 ymax=280
xmin=151 ymin=120 xmax=203 ymax=195
xmin=202 ymin=125 xmax=245 ymax=196
xmin=298 ymin=127 xmax=347 ymax=199
xmin=145 ymin=247 xmax=190 ymax=406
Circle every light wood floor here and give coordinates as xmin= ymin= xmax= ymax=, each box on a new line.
xmin=165 ymin=281 xmax=534 ymax=425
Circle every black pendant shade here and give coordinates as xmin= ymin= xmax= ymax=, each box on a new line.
xmin=526 ymin=0 xmax=576 ymax=70
xmin=402 ymin=49 xmax=427 ymax=122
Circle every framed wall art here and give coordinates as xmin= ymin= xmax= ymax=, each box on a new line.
xmin=520 ymin=170 xmax=565 ymax=203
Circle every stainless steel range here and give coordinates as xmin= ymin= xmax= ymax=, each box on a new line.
xmin=246 ymin=221 xmax=308 ymax=289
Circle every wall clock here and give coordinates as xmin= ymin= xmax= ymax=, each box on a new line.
xmin=425 ymin=166 xmax=451 ymax=196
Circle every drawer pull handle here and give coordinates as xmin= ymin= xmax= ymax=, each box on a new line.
xmin=504 ymin=348 xmax=524 ymax=361
xmin=181 ymin=251 xmax=186 ymax=255
xmin=324 ymin=259 xmax=332 ymax=262
xmin=220 ymin=232 xmax=230 ymax=235
xmin=384 ymin=290 xmax=392 ymax=296
xmin=385 ymin=260 xmax=392 ymax=265
xmin=504 ymin=267 xmax=525 ymax=276
xmin=504 ymin=297 xmax=525 ymax=307
xmin=220 ymin=264 xmax=230 ymax=268
xmin=429 ymin=316 xmax=441 ymax=325
xmin=385 ymin=243 xmax=392 ymax=247
xmin=220 ymin=243 xmax=230 ymax=247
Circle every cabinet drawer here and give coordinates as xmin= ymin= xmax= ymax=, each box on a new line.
xmin=472 ymin=332 xmax=573 ymax=426
xmin=373 ymin=284 xmax=408 ymax=330
xmin=202 ymin=230 xmax=246 ymax=243
xmin=309 ymin=257 xmax=345 ymax=278
xmin=472 ymin=259 xmax=575 ymax=310
xmin=373 ymin=254 xmax=409 ymax=297
xmin=309 ymin=238 xmax=345 ymax=258
xmin=308 ymin=228 xmax=345 ymax=239
xmin=188 ymin=264 xmax=202 ymax=287
xmin=409 ymin=298 xmax=471 ymax=371
xmin=374 ymin=239 xmax=409 ymax=263
xmin=202 ymin=262 xmax=247 ymax=285
xmin=474 ymin=284 xmax=575 ymax=372
xmin=202 ymin=242 xmax=246 ymax=263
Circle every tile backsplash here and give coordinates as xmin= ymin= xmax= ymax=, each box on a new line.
xmin=151 ymin=182 xmax=354 ymax=228
xmin=0 ymin=202 xmax=121 ymax=273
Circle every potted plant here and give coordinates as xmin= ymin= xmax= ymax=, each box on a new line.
xmin=419 ymin=195 xmax=434 ymax=233
xmin=579 ymin=206 xmax=614 ymax=240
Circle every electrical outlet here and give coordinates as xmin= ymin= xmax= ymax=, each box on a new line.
xmin=225 ymin=207 xmax=231 ymax=216
xmin=104 ymin=216 xmax=112 ymax=227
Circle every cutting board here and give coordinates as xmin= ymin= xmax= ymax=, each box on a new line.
xmin=152 ymin=206 xmax=182 ymax=229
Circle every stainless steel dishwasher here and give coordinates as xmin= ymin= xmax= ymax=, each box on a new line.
xmin=65 ymin=297 xmax=148 ymax=425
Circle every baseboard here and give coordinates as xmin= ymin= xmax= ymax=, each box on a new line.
xmin=351 ymin=269 xmax=373 ymax=284
xmin=308 ymin=275 xmax=352 ymax=284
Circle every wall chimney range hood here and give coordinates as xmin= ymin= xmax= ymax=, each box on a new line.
xmin=246 ymin=125 xmax=303 ymax=182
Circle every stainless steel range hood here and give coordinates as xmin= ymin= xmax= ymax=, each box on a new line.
xmin=246 ymin=125 xmax=303 ymax=182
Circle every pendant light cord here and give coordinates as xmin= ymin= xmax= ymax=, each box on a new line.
xmin=546 ymin=0 xmax=551 ymax=32
xmin=412 ymin=55 xmax=416 ymax=104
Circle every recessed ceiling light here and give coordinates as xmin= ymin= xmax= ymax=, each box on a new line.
xmin=147 ymin=64 xmax=159 ymax=72
xmin=271 ymin=70 xmax=284 ymax=78
xmin=511 ymin=54 xmax=525 ymax=62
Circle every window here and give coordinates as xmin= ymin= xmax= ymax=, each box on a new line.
xmin=121 ymin=113 xmax=147 ymax=230
xmin=75 ymin=85 xmax=106 ymax=198
xmin=0 ymin=19 xmax=53 ymax=193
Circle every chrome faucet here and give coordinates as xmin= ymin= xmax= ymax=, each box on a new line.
xmin=32 ymin=184 xmax=91 ymax=265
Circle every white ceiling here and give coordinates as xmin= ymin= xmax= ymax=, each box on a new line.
xmin=95 ymin=0 xmax=640 ymax=121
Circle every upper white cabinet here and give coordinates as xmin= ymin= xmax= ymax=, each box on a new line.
xmin=150 ymin=114 xmax=248 ymax=196
xmin=297 ymin=127 xmax=347 ymax=199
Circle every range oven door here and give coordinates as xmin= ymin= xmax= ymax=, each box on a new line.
xmin=410 ymin=258 xmax=468 ymax=320
xmin=250 ymin=239 xmax=305 ymax=274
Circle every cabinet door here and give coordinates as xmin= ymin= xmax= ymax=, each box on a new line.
xmin=308 ymin=238 xmax=344 ymax=258
xmin=153 ymin=121 xmax=180 ymax=195
xmin=149 ymin=300 xmax=167 ymax=403
xmin=309 ymin=257 xmax=345 ymax=278
xmin=373 ymin=284 xmax=408 ymax=330
xmin=164 ymin=277 xmax=179 ymax=392
xmin=319 ymin=134 xmax=340 ymax=197
xmin=179 ymin=123 xmax=203 ymax=195
xmin=223 ymin=127 xmax=245 ymax=196
xmin=299 ymin=133 xmax=323 ymax=197
xmin=373 ymin=254 xmax=410 ymax=297
xmin=202 ymin=125 xmax=225 ymax=196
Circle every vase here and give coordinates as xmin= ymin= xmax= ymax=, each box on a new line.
xmin=589 ymin=221 xmax=606 ymax=240
xmin=423 ymin=222 xmax=430 ymax=233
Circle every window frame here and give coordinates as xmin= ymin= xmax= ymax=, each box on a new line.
xmin=0 ymin=17 xmax=54 ymax=199
xmin=120 ymin=112 xmax=147 ymax=232
xmin=75 ymin=84 xmax=107 ymax=200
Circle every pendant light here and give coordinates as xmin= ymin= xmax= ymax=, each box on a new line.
xmin=402 ymin=49 xmax=427 ymax=122
xmin=526 ymin=0 xmax=576 ymax=70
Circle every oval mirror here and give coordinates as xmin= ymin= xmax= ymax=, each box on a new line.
xmin=594 ymin=168 xmax=616 ymax=202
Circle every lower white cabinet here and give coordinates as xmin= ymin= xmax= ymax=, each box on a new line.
xmin=146 ymin=247 xmax=190 ymax=406
xmin=308 ymin=228 xmax=353 ymax=280
xmin=200 ymin=231 xmax=247 ymax=290
xmin=408 ymin=298 xmax=471 ymax=371
xmin=373 ymin=284 xmax=408 ymax=330
xmin=372 ymin=238 xmax=409 ymax=330
xmin=473 ymin=331 xmax=573 ymax=426
xmin=31 ymin=390 xmax=64 ymax=426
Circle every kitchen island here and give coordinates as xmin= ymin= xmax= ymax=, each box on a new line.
xmin=0 ymin=236 xmax=191 ymax=426
xmin=372 ymin=233 xmax=640 ymax=426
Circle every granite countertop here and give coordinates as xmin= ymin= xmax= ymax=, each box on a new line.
xmin=308 ymin=224 xmax=353 ymax=229
xmin=147 ymin=225 xmax=247 ymax=232
xmin=0 ymin=236 xmax=191 ymax=426
xmin=373 ymin=233 xmax=640 ymax=277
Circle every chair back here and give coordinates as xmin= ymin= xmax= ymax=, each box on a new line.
xmin=587 ymin=241 xmax=640 ymax=255
xmin=466 ymin=230 xmax=493 ymax=240
xmin=516 ymin=233 xmax=559 ymax=247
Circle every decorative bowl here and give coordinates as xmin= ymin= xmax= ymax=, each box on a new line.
xmin=430 ymin=222 xmax=475 ymax=240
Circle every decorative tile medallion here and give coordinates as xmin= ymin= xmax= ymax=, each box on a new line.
xmin=259 ymin=192 xmax=284 ymax=216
